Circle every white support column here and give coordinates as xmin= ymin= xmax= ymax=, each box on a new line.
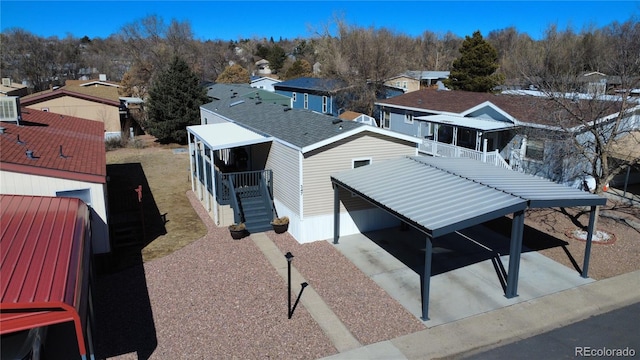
xmin=211 ymin=150 xmax=218 ymax=224
xmin=195 ymin=142 xmax=202 ymax=200
xmin=482 ymin=139 xmax=488 ymax=163
xmin=204 ymin=152 xmax=211 ymax=212
xmin=452 ymin=127 xmax=458 ymax=146
xmin=188 ymin=134 xmax=195 ymax=192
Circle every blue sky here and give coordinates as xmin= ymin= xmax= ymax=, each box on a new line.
xmin=1 ymin=1 xmax=638 ymax=41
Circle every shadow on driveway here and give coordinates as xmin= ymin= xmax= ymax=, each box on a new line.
xmin=362 ymin=216 xmax=576 ymax=277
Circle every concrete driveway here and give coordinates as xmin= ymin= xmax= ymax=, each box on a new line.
xmin=331 ymin=222 xmax=594 ymax=326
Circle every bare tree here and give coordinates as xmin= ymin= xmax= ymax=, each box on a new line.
xmin=417 ymin=30 xmax=462 ymax=71
xmin=519 ymin=19 xmax=640 ymax=195
xmin=1 ymin=29 xmax=59 ymax=91
xmin=315 ymin=19 xmax=412 ymax=114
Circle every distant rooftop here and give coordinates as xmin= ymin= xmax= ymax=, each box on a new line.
xmin=273 ymin=77 xmax=348 ymax=93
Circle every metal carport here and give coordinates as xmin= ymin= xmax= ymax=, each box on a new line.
xmin=330 ymin=156 xmax=606 ymax=320
xmin=0 ymin=195 xmax=94 ymax=359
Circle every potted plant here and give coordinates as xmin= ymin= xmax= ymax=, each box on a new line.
xmin=270 ymin=216 xmax=289 ymax=234
xmin=228 ymin=223 xmax=248 ymax=239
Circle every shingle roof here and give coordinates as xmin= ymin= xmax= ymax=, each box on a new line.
xmin=273 ymin=77 xmax=348 ymax=93
xmin=21 ymin=79 xmax=121 ymax=105
xmin=202 ymin=94 xmax=363 ymax=149
xmin=376 ymin=89 xmax=623 ymax=127
xmin=205 ymin=83 xmax=290 ymax=104
xmin=0 ymin=108 xmax=106 ymax=183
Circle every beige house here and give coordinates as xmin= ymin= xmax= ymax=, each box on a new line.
xmin=384 ymin=71 xmax=450 ymax=93
xmin=19 ymin=77 xmax=128 ymax=139
xmin=189 ymin=84 xmax=420 ymax=243
xmin=0 ymin=78 xmax=29 ymax=97
xmin=0 ymin=105 xmax=110 ymax=254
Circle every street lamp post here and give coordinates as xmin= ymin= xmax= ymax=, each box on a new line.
xmin=285 ymin=252 xmax=294 ymax=319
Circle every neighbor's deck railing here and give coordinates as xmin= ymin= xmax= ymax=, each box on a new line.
xmin=419 ymin=139 xmax=511 ymax=170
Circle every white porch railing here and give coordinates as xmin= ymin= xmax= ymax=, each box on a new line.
xmin=419 ymin=139 xmax=511 ymax=170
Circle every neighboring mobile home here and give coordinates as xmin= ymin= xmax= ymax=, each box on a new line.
xmin=376 ymin=88 xmax=640 ymax=185
xmin=19 ymin=76 xmax=142 ymax=140
xmin=189 ymin=84 xmax=421 ymax=243
xmin=0 ymin=103 xmax=110 ymax=254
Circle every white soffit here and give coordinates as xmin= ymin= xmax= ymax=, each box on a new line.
xmin=416 ymin=114 xmax=514 ymax=131
xmin=188 ymin=123 xmax=272 ymax=150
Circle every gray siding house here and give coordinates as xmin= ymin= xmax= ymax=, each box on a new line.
xmin=376 ymin=89 xmax=640 ymax=186
xmin=189 ymin=84 xmax=420 ymax=243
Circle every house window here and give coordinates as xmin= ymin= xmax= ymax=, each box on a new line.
xmin=292 ymin=92 xmax=297 ymax=102
xmin=525 ymin=139 xmax=544 ymax=161
xmin=404 ymin=112 xmax=413 ymax=124
xmin=322 ymin=96 xmax=328 ymax=113
xmin=41 ymin=107 xmax=49 ymax=112
xmin=352 ymin=158 xmax=372 ymax=168
xmin=382 ymin=110 xmax=390 ymax=129
xmin=402 ymin=81 xmax=408 ymax=89
xmin=395 ymin=81 xmax=401 ymax=88
xmin=304 ymin=93 xmax=309 ymax=109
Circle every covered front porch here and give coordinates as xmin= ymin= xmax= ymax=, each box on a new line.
xmin=416 ymin=114 xmax=514 ymax=169
xmin=187 ymin=123 xmax=277 ymax=232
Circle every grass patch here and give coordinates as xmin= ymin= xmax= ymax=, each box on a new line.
xmin=107 ymin=144 xmax=207 ymax=263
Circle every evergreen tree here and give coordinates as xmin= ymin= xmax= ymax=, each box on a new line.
xmin=267 ymin=45 xmax=287 ymax=73
xmin=445 ymin=31 xmax=504 ymax=92
xmin=147 ymin=56 xmax=208 ymax=144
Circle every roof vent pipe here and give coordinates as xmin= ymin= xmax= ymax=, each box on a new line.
xmin=0 ymin=127 xmax=5 ymax=134
xmin=59 ymin=145 xmax=68 ymax=159
xmin=16 ymin=134 xmax=25 ymax=145
xmin=26 ymin=149 xmax=36 ymax=159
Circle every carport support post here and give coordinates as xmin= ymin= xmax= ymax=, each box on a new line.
xmin=582 ymin=205 xmax=597 ymax=278
xmin=505 ymin=210 xmax=525 ymax=298
xmin=333 ymin=183 xmax=340 ymax=244
xmin=421 ymin=235 xmax=433 ymax=321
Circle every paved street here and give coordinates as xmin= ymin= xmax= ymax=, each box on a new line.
xmin=466 ymin=302 xmax=640 ymax=359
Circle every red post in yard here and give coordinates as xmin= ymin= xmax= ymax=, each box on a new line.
xmin=135 ymin=185 xmax=145 ymax=243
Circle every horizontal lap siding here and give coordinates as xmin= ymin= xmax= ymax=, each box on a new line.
xmin=26 ymin=97 xmax=120 ymax=133
xmin=266 ymin=141 xmax=300 ymax=214
xmin=0 ymin=170 xmax=110 ymax=253
xmin=303 ymin=133 xmax=416 ymax=216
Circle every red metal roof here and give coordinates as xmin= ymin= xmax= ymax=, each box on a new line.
xmin=0 ymin=194 xmax=91 ymax=356
xmin=0 ymin=108 xmax=106 ymax=183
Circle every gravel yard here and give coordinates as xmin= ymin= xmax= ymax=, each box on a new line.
xmin=95 ymin=191 xmax=424 ymax=359
xmin=95 ymin=145 xmax=640 ymax=359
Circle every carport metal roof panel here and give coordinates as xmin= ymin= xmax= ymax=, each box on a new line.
xmin=187 ymin=123 xmax=273 ymax=150
xmin=331 ymin=157 xmax=527 ymax=238
xmin=412 ymin=156 xmax=607 ymax=207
